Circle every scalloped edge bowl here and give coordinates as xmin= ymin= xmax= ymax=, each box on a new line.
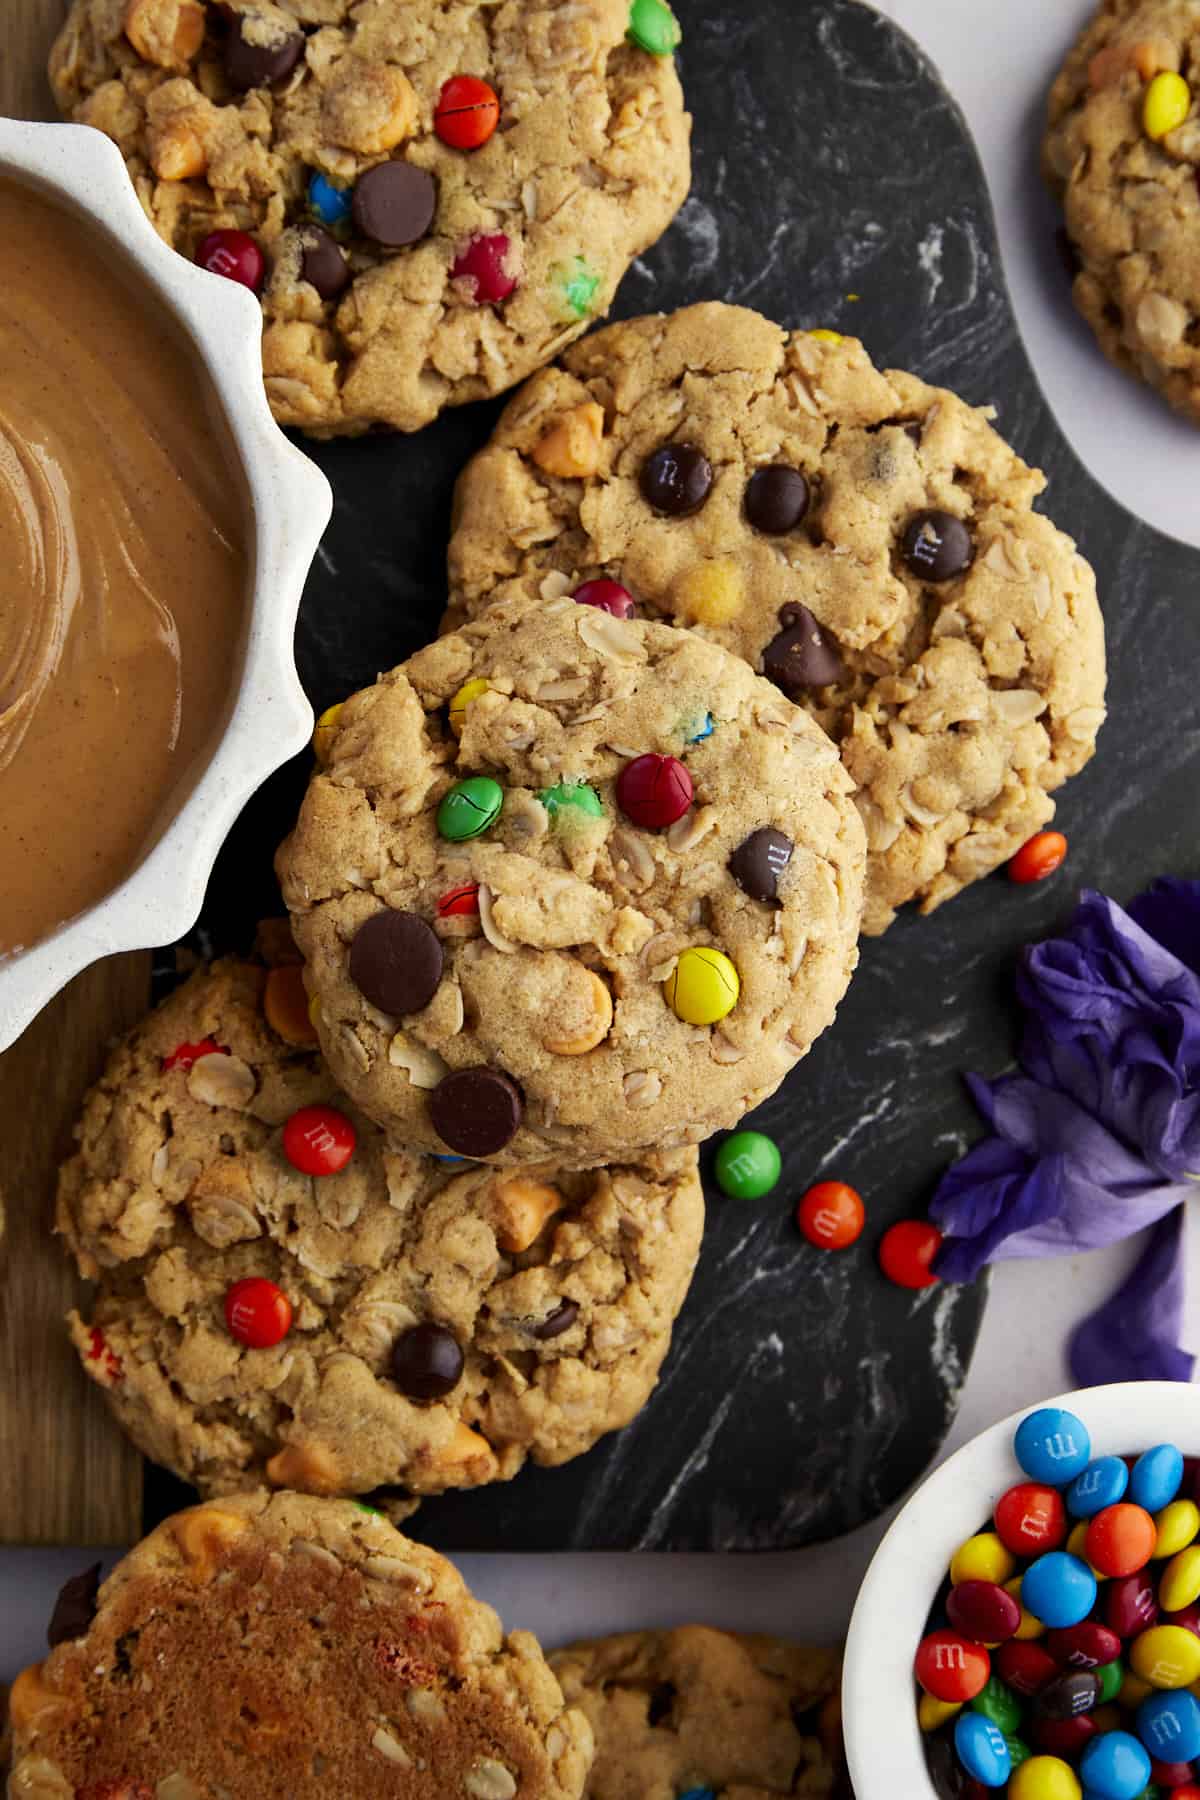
xmin=0 ymin=119 xmax=331 ymax=1052
xmin=842 ymin=1381 xmax=1200 ymax=1796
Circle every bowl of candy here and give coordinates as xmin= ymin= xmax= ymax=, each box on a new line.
xmin=843 ymin=1384 xmax=1200 ymax=1799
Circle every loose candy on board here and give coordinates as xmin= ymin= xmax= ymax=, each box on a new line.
xmin=714 ymin=1131 xmax=782 ymax=1201
xmin=795 ymin=1180 xmax=865 ymax=1249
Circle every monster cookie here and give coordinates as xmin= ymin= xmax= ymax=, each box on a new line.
xmin=1044 ymin=0 xmax=1200 ymax=422
xmin=549 ymin=1626 xmax=844 ymax=1799
xmin=445 ymin=303 xmax=1107 ymax=934
xmin=48 ymin=0 xmax=690 ymax=437
xmin=276 ymin=595 xmax=866 ymax=1165
xmin=6 ymin=1490 xmax=594 ymax=1799
xmin=57 ymin=956 xmax=704 ymax=1501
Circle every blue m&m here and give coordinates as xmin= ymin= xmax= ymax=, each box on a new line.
xmin=1015 ymin=1409 xmax=1092 ymax=1485
xmin=954 ymin=1712 xmax=1012 ymax=1787
xmin=1129 ymin=1443 xmax=1184 ymax=1514
xmin=1136 ymin=1687 xmax=1200 ymax=1760
xmin=1020 ymin=1553 xmax=1098 ymax=1630
xmin=308 ymin=171 xmax=353 ymax=227
xmin=1077 ymin=1728 xmax=1150 ymax=1799
xmin=1067 ymin=1457 xmax=1129 ymax=1520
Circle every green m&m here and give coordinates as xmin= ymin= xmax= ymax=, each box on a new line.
xmin=627 ymin=0 xmax=681 ymax=56
xmin=437 ymin=776 xmax=503 ymax=842
xmin=713 ymin=1130 xmax=781 ymax=1200
xmin=539 ymin=780 xmax=604 ymax=821
xmin=554 ymin=255 xmax=603 ymax=322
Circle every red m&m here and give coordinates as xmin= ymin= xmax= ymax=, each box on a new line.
xmin=195 ymin=229 xmax=265 ymax=294
xmin=451 ymin=232 xmax=519 ymax=303
xmin=946 ymin=1580 xmax=1021 ymax=1645
xmin=434 ymin=75 xmax=500 ymax=150
xmin=915 ymin=1629 xmax=991 ymax=1703
xmin=224 ymin=1278 xmax=292 ymax=1350
xmin=616 ymin=753 xmax=693 ymax=829
xmin=996 ymin=1483 xmax=1068 ymax=1557
xmin=282 ymin=1104 xmax=356 ymax=1175
xmin=162 ymin=1037 xmax=223 ymax=1071
xmin=437 ymin=882 xmax=481 ymax=918
xmin=879 ymin=1218 xmax=942 ymax=1290
xmin=572 ymin=579 xmax=637 ymax=618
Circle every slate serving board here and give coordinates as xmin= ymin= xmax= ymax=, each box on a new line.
xmin=145 ymin=0 xmax=1200 ymax=1550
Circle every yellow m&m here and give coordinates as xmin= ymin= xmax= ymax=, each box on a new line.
xmin=808 ymin=328 xmax=844 ymax=344
xmin=1008 ymin=1757 xmax=1081 ymax=1800
xmin=918 ymin=1693 xmax=961 ymax=1732
xmin=1130 ymin=1622 xmax=1200 ymax=1688
xmin=312 ymin=701 xmax=344 ymax=764
xmin=1161 ymin=1544 xmax=1200 ymax=1612
xmin=1156 ymin=1497 xmax=1200 ymax=1557
xmin=949 ymin=1532 xmax=1016 ymax=1588
xmin=449 ymin=677 xmax=490 ymax=737
xmin=663 ymin=947 xmax=740 ymax=1026
xmin=1144 ymin=70 xmax=1191 ymax=140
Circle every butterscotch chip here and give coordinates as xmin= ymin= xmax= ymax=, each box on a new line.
xmin=49 ymin=0 xmax=691 ymax=437
xmin=57 ymin=959 xmax=703 ymax=1502
xmin=444 ymin=303 xmax=1107 ymax=934
xmin=7 ymin=1492 xmax=594 ymax=1799
xmin=1043 ymin=0 xmax=1200 ymax=423
xmin=551 ymin=1626 xmax=843 ymax=1799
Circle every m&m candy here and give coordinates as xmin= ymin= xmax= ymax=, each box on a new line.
xmin=572 ymin=578 xmax=636 ymax=618
xmin=947 ymin=1582 xmax=1022 ymax=1645
xmin=1137 ymin=1689 xmax=1200 ymax=1761
xmin=996 ymin=1484 xmax=1069 ymax=1558
xmin=224 ymin=1278 xmax=292 ymax=1349
xmin=1068 ymin=1457 xmax=1129 ymax=1520
xmin=878 ymin=1218 xmax=942 ymax=1289
xmin=1015 ymin=1411 xmax=1092 ymax=1485
xmin=714 ymin=1131 xmax=782 ymax=1201
xmin=437 ymin=775 xmax=504 ymax=840
xmin=955 ymin=1711 xmax=1012 ymax=1786
xmin=916 ymin=1630 xmax=992 ymax=1703
xmin=1085 ymin=1504 xmax=1157 ymax=1579
xmin=1021 ymin=1554 xmax=1098 ymax=1630
xmin=664 ymin=946 xmax=740 ymax=1026
xmin=282 ymin=1104 xmax=356 ymax=1176
xmin=1131 ymin=1446 xmax=1185 ymax=1515
xmin=617 ymin=753 xmax=693 ymax=828
xmin=1008 ymin=831 xmax=1068 ymax=885
xmin=1008 ymin=1755 xmax=1082 ymax=1799
xmin=451 ymin=232 xmax=519 ymax=303
xmin=308 ymin=171 xmax=353 ymax=227
xmin=1078 ymin=1728 xmax=1151 ymax=1799
xmin=434 ymin=75 xmax=500 ymax=150
xmin=795 ymin=1181 xmax=865 ymax=1250
xmin=195 ymin=228 xmax=264 ymax=292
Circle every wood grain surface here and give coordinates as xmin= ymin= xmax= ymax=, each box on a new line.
xmin=0 ymin=0 xmax=148 ymax=1546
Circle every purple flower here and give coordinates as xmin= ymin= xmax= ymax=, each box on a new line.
xmin=931 ymin=880 xmax=1200 ymax=1386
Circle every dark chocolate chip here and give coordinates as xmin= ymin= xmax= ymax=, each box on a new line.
xmin=47 ymin=1563 xmax=102 ymax=1648
xmin=349 ymin=909 xmax=443 ymax=1017
xmin=430 ymin=1067 xmax=522 ymax=1156
xmin=300 ymin=225 xmax=350 ymax=300
xmin=761 ymin=604 xmax=844 ymax=698
xmin=224 ymin=17 xmax=304 ymax=91
xmin=390 ymin=1322 xmax=464 ymax=1401
xmin=646 ymin=1682 xmax=677 ymax=1727
xmin=729 ymin=827 xmax=794 ymax=904
xmin=900 ymin=509 xmax=974 ymax=582
xmin=352 ymin=162 xmax=438 ymax=248
xmin=744 ymin=465 xmax=809 ymax=535
xmin=639 ymin=443 xmax=713 ymax=517
xmin=532 ymin=1300 xmax=579 ymax=1341
xmin=1034 ymin=1670 xmax=1100 ymax=1721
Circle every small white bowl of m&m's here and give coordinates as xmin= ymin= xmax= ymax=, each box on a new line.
xmin=843 ymin=1384 xmax=1200 ymax=1800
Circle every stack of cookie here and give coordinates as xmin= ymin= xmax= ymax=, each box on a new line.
xmin=10 ymin=0 xmax=1115 ymax=1792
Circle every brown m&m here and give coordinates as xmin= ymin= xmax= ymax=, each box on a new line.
xmin=729 ymin=827 xmax=794 ymax=903
xmin=532 ymin=1300 xmax=580 ymax=1341
xmin=224 ymin=16 xmax=305 ymax=91
xmin=349 ymin=909 xmax=443 ymax=1016
xmin=761 ymin=604 xmax=844 ymax=698
xmin=745 ymin=465 xmax=809 ymax=534
xmin=300 ymin=225 xmax=350 ymax=300
xmin=391 ymin=1322 xmax=464 ymax=1400
xmin=352 ymin=161 xmax=438 ymax=248
xmin=430 ymin=1068 xmax=523 ymax=1156
xmin=901 ymin=509 xmax=975 ymax=582
xmin=639 ymin=443 xmax=713 ymax=517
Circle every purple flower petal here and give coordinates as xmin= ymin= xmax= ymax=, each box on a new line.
xmin=1069 ymin=1209 xmax=1195 ymax=1387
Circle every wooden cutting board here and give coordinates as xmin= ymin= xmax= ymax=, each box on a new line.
xmin=0 ymin=0 xmax=148 ymax=1547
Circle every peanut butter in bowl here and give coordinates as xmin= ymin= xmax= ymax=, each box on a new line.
xmin=0 ymin=174 xmax=249 ymax=958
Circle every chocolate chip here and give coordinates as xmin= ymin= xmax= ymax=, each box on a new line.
xmin=761 ymin=604 xmax=844 ymax=698
xmin=900 ymin=509 xmax=974 ymax=582
xmin=639 ymin=444 xmax=712 ymax=517
xmin=352 ymin=162 xmax=438 ymax=248
xmin=744 ymin=465 xmax=809 ymax=534
xmin=390 ymin=1322 xmax=464 ymax=1401
xmin=729 ymin=827 xmax=794 ymax=903
xmin=224 ymin=17 xmax=304 ymax=90
xmin=47 ymin=1563 xmax=101 ymax=1648
xmin=349 ymin=910 xmax=443 ymax=1017
xmin=532 ymin=1300 xmax=579 ymax=1340
xmin=430 ymin=1068 xmax=522 ymax=1156
xmin=300 ymin=225 xmax=350 ymax=300
xmin=646 ymin=1682 xmax=677 ymax=1727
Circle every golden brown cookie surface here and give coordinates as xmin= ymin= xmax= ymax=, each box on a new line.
xmin=445 ymin=304 xmax=1107 ymax=934
xmin=49 ymin=0 xmax=690 ymax=436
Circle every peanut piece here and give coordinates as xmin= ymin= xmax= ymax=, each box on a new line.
xmin=543 ymin=969 xmax=613 ymax=1056
xmin=322 ymin=63 xmax=418 ymax=154
xmin=149 ymin=118 xmax=207 ymax=181
xmin=265 ymin=1440 xmax=341 ymax=1494
xmin=492 ymin=1176 xmax=565 ymax=1253
xmin=263 ymin=963 xmax=318 ymax=1046
xmin=8 ymin=1664 xmax=66 ymax=1731
xmin=436 ymin=1421 xmax=499 ymax=1477
xmin=170 ymin=1506 xmax=251 ymax=1582
xmin=531 ymin=403 xmax=605 ymax=479
xmin=124 ymin=0 xmax=205 ymax=69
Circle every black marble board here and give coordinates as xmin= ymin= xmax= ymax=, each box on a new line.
xmin=144 ymin=0 xmax=1200 ymax=1550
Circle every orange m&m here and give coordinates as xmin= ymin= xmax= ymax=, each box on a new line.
xmin=796 ymin=1181 xmax=865 ymax=1250
xmin=1009 ymin=831 xmax=1068 ymax=885
xmin=434 ymin=76 xmax=500 ymax=150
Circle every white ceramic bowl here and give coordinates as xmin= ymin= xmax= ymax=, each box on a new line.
xmin=0 ymin=119 xmax=331 ymax=1054
xmin=842 ymin=1381 xmax=1200 ymax=1796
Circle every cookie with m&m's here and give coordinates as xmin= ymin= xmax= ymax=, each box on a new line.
xmin=49 ymin=0 xmax=690 ymax=436
xmin=58 ymin=955 xmax=703 ymax=1505
xmin=276 ymin=594 xmax=865 ymax=1165
xmin=444 ymin=302 xmax=1107 ymax=933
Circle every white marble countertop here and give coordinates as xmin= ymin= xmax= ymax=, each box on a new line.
xmin=2 ymin=0 xmax=1192 ymax=1681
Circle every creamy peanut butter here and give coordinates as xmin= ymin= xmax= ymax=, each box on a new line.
xmin=0 ymin=177 xmax=248 ymax=957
